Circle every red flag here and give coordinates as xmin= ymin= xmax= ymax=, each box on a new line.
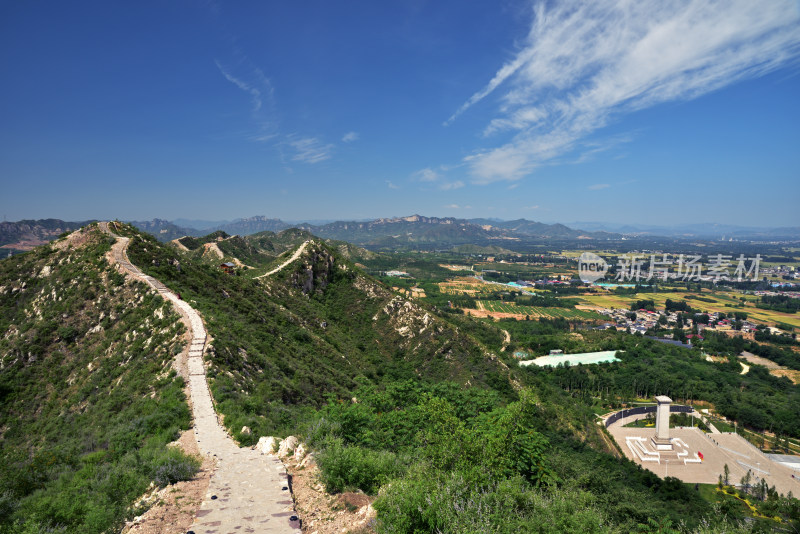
xmin=698 ymin=451 xmax=704 ymax=460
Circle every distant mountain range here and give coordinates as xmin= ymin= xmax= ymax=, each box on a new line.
xmin=117 ymin=214 xmax=617 ymax=245
xmin=564 ymin=222 xmax=800 ymax=240
xmin=0 ymin=219 xmax=93 ymax=253
xmin=2 ymin=215 xmax=798 ymax=255
xmin=266 ymin=214 xmax=615 ymax=245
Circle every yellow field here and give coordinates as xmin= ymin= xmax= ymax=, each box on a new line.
xmin=576 ymin=290 xmax=800 ymax=328
xmin=438 ymin=277 xmax=495 ymax=296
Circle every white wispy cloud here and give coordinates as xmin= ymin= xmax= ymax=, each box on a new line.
xmin=439 ymin=180 xmax=464 ymax=190
xmin=386 ymin=180 xmax=400 ymax=189
xmin=215 ymin=59 xmax=280 ymax=144
xmin=215 ymin=60 xmax=272 ymax=112
xmin=524 ymin=205 xmax=540 ymax=210
xmin=289 ymin=137 xmax=334 ymax=164
xmin=410 ymin=167 xmax=464 ymax=190
xmin=568 ymin=134 xmax=634 ymax=165
xmin=452 ymin=0 xmax=800 ymax=183
xmin=249 ymin=133 xmax=278 ymax=143
xmin=411 ymin=167 xmax=440 ymax=182
xmin=342 ymin=131 xmax=360 ymax=143
xmin=588 ymin=183 xmax=610 ymax=190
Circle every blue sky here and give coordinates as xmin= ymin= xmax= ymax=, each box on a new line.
xmin=1 ymin=0 xmax=799 ymax=226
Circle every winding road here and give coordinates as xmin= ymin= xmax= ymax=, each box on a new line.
xmin=100 ymin=222 xmax=300 ymax=533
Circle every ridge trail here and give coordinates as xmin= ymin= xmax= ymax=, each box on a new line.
xmin=255 ymin=241 xmax=311 ymax=278
xmin=100 ymin=222 xmax=300 ymax=533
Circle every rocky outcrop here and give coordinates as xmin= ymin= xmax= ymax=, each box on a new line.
xmin=292 ymin=443 xmax=306 ymax=461
xmin=277 ymin=436 xmax=299 ymax=458
xmin=255 ymin=436 xmax=279 ymax=455
xmin=374 ymin=296 xmax=437 ymax=339
xmin=290 ymin=245 xmax=336 ymax=295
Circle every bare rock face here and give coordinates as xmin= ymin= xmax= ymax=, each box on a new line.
xmin=255 ymin=436 xmax=279 ymax=455
xmin=241 ymin=426 xmax=251 ymax=436
xmin=374 ymin=296 xmax=435 ymax=339
xmin=291 ymin=246 xmax=336 ymax=295
xmin=277 ymin=436 xmax=299 ymax=458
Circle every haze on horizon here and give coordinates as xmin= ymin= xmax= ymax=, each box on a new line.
xmin=1 ymin=1 xmax=799 ymax=227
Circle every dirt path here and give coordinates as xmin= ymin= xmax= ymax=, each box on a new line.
xmin=256 ymin=240 xmax=311 ymax=279
xmin=740 ymin=351 xmax=785 ymax=370
xmin=171 ymin=238 xmax=190 ymax=251
xmin=501 ymin=329 xmax=510 ymax=351
xmin=101 ymin=223 xmax=300 ymax=533
xmin=203 ymin=242 xmax=225 ymax=259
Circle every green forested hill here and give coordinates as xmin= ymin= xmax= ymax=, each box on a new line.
xmin=172 ymin=228 xmax=377 ymax=270
xmin=121 ymin=224 xmax=516 ymax=440
xmin=119 ymin=224 xmax=752 ymax=532
xmin=2 ymin=223 xmax=793 ymax=532
xmin=0 ymin=225 xmax=197 ymax=533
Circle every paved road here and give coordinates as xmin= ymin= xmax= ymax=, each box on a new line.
xmin=255 ymin=241 xmax=311 ymax=279
xmin=101 ymin=222 xmax=300 ymax=533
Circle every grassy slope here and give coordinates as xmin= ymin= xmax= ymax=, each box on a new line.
xmin=0 ymin=225 xmax=196 ymax=533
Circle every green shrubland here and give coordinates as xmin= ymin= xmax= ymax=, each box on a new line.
xmin=123 ymin=226 xmax=517 ymax=442
xmin=6 ymin=223 xmax=796 ymax=532
xmin=0 ymin=227 xmax=198 ymax=533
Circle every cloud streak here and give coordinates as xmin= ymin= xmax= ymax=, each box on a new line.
xmin=216 ymin=59 xmax=338 ymax=165
xmin=411 ymin=167 xmax=440 ymax=182
xmin=439 ymin=180 xmax=464 ymax=190
xmin=289 ymin=137 xmax=334 ymax=164
xmin=215 ymin=60 xmax=272 ymax=112
xmin=342 ymin=131 xmax=359 ymax=143
xmin=453 ymin=1 xmax=800 ymax=183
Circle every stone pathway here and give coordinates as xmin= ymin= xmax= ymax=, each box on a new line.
xmin=100 ymin=222 xmax=301 ymax=533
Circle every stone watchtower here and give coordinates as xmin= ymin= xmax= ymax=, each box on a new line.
xmin=651 ymin=395 xmax=674 ymax=451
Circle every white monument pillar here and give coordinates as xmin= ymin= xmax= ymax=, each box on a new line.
xmin=652 ymin=395 xmax=674 ymax=451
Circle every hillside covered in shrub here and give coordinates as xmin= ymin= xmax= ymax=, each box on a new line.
xmin=0 ymin=225 xmax=197 ymax=533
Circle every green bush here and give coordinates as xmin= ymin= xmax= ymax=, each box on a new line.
xmin=375 ymin=471 xmax=612 ymax=534
xmin=302 ymin=416 xmax=342 ymax=450
xmin=316 ymin=440 xmax=405 ymax=495
xmin=151 ymin=449 xmax=200 ymax=488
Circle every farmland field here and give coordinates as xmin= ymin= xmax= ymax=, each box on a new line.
xmin=577 ymin=290 xmax=800 ymax=328
xmin=438 ymin=277 xmax=498 ymax=296
xmin=476 ymin=300 xmax=602 ymax=320
xmin=476 ymin=262 xmax=567 ymax=273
